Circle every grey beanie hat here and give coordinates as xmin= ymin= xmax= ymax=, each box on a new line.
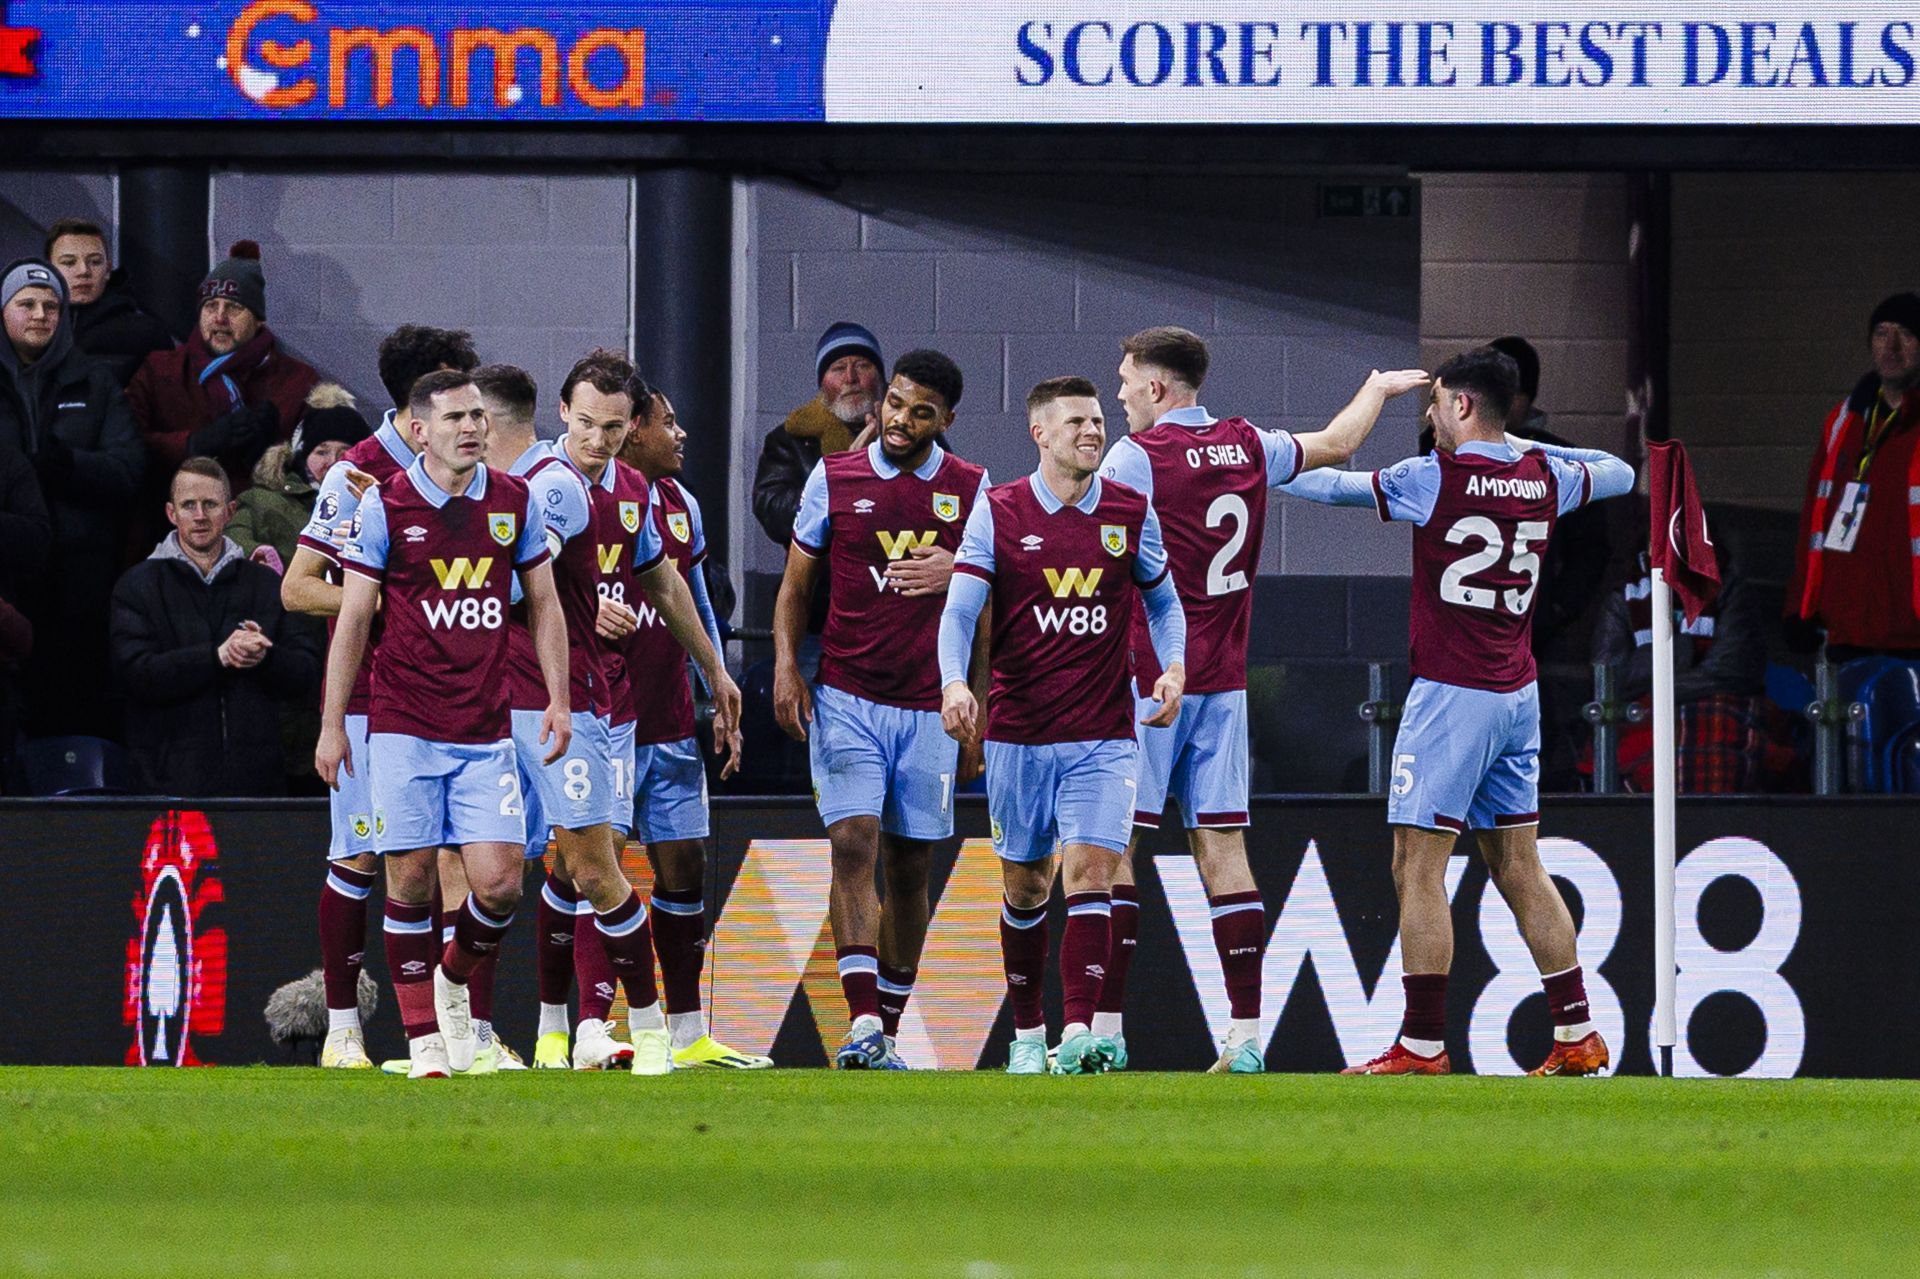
xmin=200 ymin=240 xmax=267 ymax=320
xmin=1 ymin=260 xmax=64 ymax=310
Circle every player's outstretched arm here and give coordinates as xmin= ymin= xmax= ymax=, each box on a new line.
xmin=315 ymin=571 xmax=377 ymax=788
xmin=770 ymin=543 xmax=822 ymax=741
xmin=522 ymin=559 xmax=575 ymax=765
xmin=937 ymin=572 xmax=988 ymax=744
xmin=638 ymin=557 xmax=742 ymax=748
xmin=1137 ymin=574 xmax=1187 ymax=728
xmin=1510 ymin=435 xmax=1637 ymax=506
xmin=282 ymin=545 xmax=343 ymax=618
xmin=1291 ymin=369 xmax=1431 ymax=474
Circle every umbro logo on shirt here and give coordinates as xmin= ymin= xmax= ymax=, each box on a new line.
xmin=404 ymin=526 xmax=428 ymax=543
xmin=1021 ymin=535 xmax=1044 ymax=550
xmin=854 ymin=499 xmax=875 ymax=515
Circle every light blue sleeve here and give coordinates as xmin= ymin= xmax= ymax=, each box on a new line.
xmin=341 ymin=486 xmax=390 ymax=575
xmin=1131 ymin=502 xmax=1170 ymax=586
xmin=299 ymin=463 xmax=361 ymax=553
xmin=635 ymin=489 xmax=664 ymax=571
xmin=1280 ymin=456 xmax=1440 ymax=524
xmin=791 ymin=461 xmax=831 ymax=552
xmin=1098 ymin=437 xmax=1153 ymax=499
xmin=938 ymin=572 xmax=990 ymax=689
xmin=1530 ymin=442 xmax=1636 ymax=515
xmin=973 ymin=469 xmax=992 ymax=505
xmin=1138 ymin=574 xmax=1187 ymax=669
xmin=1258 ymin=427 xmax=1304 ymax=486
xmin=516 ymin=486 xmax=549 ymax=567
xmin=955 ymin=494 xmax=996 ymax=577
xmin=684 ymin=487 xmax=710 ymax=560
xmin=686 ymin=563 xmax=725 ymax=696
xmin=530 ymin=466 xmax=591 ymax=547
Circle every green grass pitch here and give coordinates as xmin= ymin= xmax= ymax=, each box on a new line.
xmin=2 ymin=1068 xmax=1916 ymax=1278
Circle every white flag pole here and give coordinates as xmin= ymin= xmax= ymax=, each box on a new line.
xmin=1650 ymin=565 xmax=1679 ymax=1078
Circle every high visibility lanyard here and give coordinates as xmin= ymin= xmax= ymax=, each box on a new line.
xmin=1854 ymin=397 xmax=1905 ymax=482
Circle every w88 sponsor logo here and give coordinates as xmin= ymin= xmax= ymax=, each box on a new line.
xmin=421 ymin=597 xmax=504 ymax=630
xmin=1032 ymin=603 xmax=1108 ymax=635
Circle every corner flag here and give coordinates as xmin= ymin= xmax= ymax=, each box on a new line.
xmin=1647 ymin=439 xmax=1721 ymax=623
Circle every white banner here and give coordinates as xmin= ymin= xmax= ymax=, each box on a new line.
xmin=824 ymin=2 xmax=1920 ymax=122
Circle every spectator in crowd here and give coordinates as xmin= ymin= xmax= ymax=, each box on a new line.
xmin=0 ymin=434 xmax=49 ymax=784
xmin=1787 ymin=292 xmax=1920 ymax=659
xmin=1591 ymin=519 xmax=1770 ymax=793
xmin=0 ymin=258 xmax=144 ymax=737
xmin=126 ymin=240 xmax=319 ymax=499
xmin=752 ymin=321 xmax=881 ymax=630
xmin=110 ymin=458 xmax=320 ymax=797
xmin=231 ymin=383 xmax=370 ymax=570
xmin=44 ymin=216 xmax=174 ymax=385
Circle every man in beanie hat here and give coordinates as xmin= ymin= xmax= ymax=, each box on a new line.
xmin=1788 ymin=292 xmax=1920 ymax=658
xmin=231 ymin=383 xmax=371 ymax=569
xmin=751 ymin=321 xmax=884 ymax=631
xmin=0 ymin=257 xmax=145 ymax=737
xmin=126 ymin=240 xmax=321 ymax=501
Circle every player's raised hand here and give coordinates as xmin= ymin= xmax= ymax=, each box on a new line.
xmin=709 ymin=671 xmax=743 ymax=751
xmin=539 ymin=701 xmax=572 ymax=765
xmin=886 ymin=543 xmax=955 ymax=597
xmin=1142 ymin=662 xmax=1186 ymax=728
xmin=941 ymin=680 xmax=979 ymax=744
xmin=773 ymin=658 xmax=812 ymax=740
xmin=1367 ymin=368 xmax=1432 ymax=400
xmin=315 ymin=722 xmax=351 ymax=789
xmin=595 ymin=595 xmax=638 ymax=641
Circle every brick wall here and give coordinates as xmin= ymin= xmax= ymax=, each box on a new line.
xmin=1671 ymin=172 xmax=1920 ymax=514
xmin=1419 ymin=172 xmax=1632 ymax=453
xmin=209 ymin=170 xmax=631 ymax=427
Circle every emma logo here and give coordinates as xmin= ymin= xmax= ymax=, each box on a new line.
xmin=225 ymin=2 xmax=649 ymax=111
xmin=125 ymin=812 xmax=227 ymax=1067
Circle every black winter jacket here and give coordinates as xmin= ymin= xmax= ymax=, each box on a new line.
xmin=70 ymin=271 xmax=176 ymax=387
xmin=110 ymin=536 xmax=322 ymax=796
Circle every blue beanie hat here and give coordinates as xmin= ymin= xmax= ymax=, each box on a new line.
xmin=815 ymin=321 xmax=882 ymax=386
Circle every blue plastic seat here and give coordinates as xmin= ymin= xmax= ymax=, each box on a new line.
xmin=1837 ymin=659 xmax=1920 ymax=793
xmin=19 ymin=735 xmax=132 ymax=796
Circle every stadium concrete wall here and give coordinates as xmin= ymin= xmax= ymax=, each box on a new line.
xmin=10 ymin=797 xmax=1908 ymax=1078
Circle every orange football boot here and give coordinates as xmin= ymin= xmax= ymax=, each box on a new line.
xmin=1529 ymin=1031 xmax=1610 ymax=1076
xmin=1340 ymin=1043 xmax=1451 ymax=1075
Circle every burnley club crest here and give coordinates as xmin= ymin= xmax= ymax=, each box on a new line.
xmin=489 ymin=513 xmax=517 ymax=546
xmin=1101 ymin=524 xmax=1127 ymax=557
xmin=619 ymin=500 xmax=641 ymax=534
xmin=933 ymin=492 xmax=960 ymax=523
xmin=667 ymin=512 xmax=692 ymax=543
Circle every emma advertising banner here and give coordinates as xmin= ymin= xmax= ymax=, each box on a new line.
xmin=0 ymin=2 xmax=1916 ymax=123
xmin=3 ymin=796 xmax=1916 ymax=1075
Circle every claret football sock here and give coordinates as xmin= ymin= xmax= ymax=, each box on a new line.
xmin=595 ymin=890 xmax=659 ymax=1010
xmin=383 ymin=899 xmax=439 ymax=1040
xmin=536 ymin=872 xmax=581 ymax=1006
xmin=1542 ymin=965 xmax=1596 ymax=1042
xmin=1094 ymin=883 xmax=1139 ymax=1023
xmin=575 ymin=910 xmax=617 ymax=1022
xmin=1399 ymin=972 xmax=1449 ymax=1057
xmin=442 ymin=894 xmax=514 ymax=983
xmin=1060 ymin=891 xmax=1112 ymax=1029
xmin=319 ymin=862 xmax=376 ymax=1024
xmin=837 ymin=945 xmax=881 ymax=1021
xmin=1209 ymin=891 xmax=1265 ymax=1020
xmin=999 ymin=898 xmax=1049 ymax=1031
xmin=650 ymin=886 xmax=707 ymax=1016
xmin=876 ymin=963 xmax=916 ymax=1038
